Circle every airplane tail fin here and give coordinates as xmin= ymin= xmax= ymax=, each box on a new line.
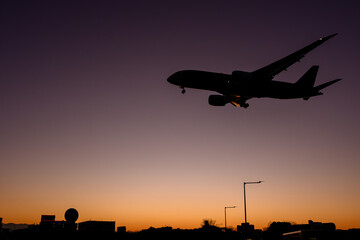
xmin=313 ymin=78 xmax=341 ymax=92
xmin=295 ymin=65 xmax=319 ymax=90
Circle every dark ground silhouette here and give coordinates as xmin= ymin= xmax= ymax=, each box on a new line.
xmin=1 ymin=221 xmax=359 ymax=240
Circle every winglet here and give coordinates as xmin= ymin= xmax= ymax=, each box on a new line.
xmin=319 ymin=33 xmax=338 ymax=41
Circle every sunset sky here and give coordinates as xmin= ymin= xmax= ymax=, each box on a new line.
xmin=1 ymin=0 xmax=359 ymax=231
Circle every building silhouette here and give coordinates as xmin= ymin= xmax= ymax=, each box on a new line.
xmin=64 ymin=208 xmax=78 ymax=232
xmin=264 ymin=220 xmax=336 ymax=240
xmin=78 ymin=221 xmax=115 ymax=233
xmin=40 ymin=215 xmax=65 ymax=232
xmin=117 ymin=226 xmax=126 ymax=233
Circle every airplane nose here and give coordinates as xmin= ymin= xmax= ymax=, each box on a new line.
xmin=167 ymin=75 xmax=173 ymax=83
xmin=167 ymin=73 xmax=180 ymax=85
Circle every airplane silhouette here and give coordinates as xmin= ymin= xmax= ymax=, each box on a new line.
xmin=167 ymin=33 xmax=341 ymax=108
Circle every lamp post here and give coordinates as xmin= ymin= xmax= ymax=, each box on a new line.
xmin=224 ymin=206 xmax=236 ymax=229
xmin=243 ymin=181 xmax=263 ymax=224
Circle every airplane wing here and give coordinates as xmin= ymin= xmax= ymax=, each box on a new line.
xmin=252 ymin=33 xmax=337 ymax=80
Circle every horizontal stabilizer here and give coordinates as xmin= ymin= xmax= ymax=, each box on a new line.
xmin=314 ymin=79 xmax=341 ymax=91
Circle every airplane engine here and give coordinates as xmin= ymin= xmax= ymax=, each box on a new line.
xmin=208 ymin=95 xmax=230 ymax=106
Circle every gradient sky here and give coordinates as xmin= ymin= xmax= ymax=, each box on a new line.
xmin=1 ymin=0 xmax=359 ymax=231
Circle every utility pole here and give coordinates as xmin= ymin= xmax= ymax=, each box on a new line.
xmin=243 ymin=181 xmax=263 ymax=223
xmin=224 ymin=206 xmax=236 ymax=229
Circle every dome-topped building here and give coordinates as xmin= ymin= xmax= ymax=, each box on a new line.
xmin=64 ymin=208 xmax=79 ymax=231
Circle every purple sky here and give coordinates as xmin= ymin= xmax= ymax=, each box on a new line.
xmin=1 ymin=0 xmax=359 ymax=230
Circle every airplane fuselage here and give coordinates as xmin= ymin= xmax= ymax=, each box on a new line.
xmin=168 ymin=70 xmax=318 ymax=100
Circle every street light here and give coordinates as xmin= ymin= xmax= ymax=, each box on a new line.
xmin=224 ymin=206 xmax=236 ymax=229
xmin=243 ymin=181 xmax=263 ymax=224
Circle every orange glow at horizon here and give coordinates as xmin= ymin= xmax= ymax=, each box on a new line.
xmin=1 ymin=206 xmax=359 ymax=232
xmin=2 ymin=174 xmax=360 ymax=231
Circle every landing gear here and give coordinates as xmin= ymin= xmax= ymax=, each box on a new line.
xmin=230 ymin=97 xmax=250 ymax=108
xmin=239 ymin=98 xmax=249 ymax=108
xmin=240 ymin=102 xmax=249 ymax=108
xmin=181 ymin=86 xmax=186 ymax=94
